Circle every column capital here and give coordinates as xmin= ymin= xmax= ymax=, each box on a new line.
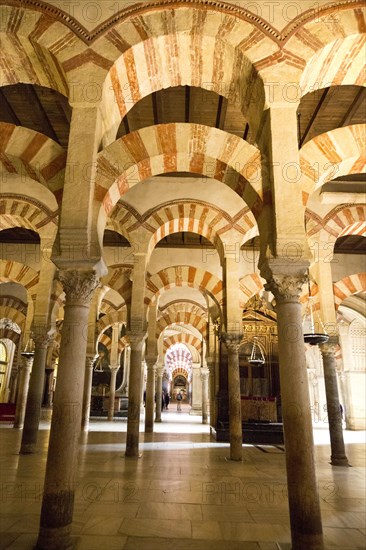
xmin=59 ymin=269 xmax=100 ymax=306
xmin=33 ymin=332 xmax=54 ymax=350
xmin=221 ymin=332 xmax=243 ymax=353
xmin=109 ymin=364 xmax=120 ymax=373
xmin=145 ymin=355 xmax=157 ymax=369
xmin=262 ymin=260 xmax=308 ymax=304
xmin=200 ymin=367 xmax=210 ymax=381
xmin=127 ymin=331 xmax=147 ymax=351
xmin=20 ymin=354 xmax=34 ymax=369
xmin=86 ymin=354 xmax=98 ymax=370
xmin=320 ymin=336 xmax=339 ymax=356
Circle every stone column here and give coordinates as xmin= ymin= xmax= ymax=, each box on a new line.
xmin=120 ymin=346 xmax=130 ymax=395
xmin=320 ymin=338 xmax=349 ymax=466
xmin=36 ymin=269 xmax=99 ymax=550
xmin=13 ymin=353 xmax=33 ymax=429
xmin=155 ymin=365 xmax=164 ymax=422
xmin=81 ymin=355 xmax=96 ymax=430
xmin=43 ymin=368 xmax=54 ymax=407
xmin=125 ymin=332 xmax=146 ymax=457
xmin=108 ymin=366 xmax=119 ymax=421
xmin=222 ymin=333 xmax=243 ymax=461
xmin=190 ymin=362 xmax=202 ymax=415
xmin=201 ymin=367 xmax=210 ymax=424
xmin=265 ymin=269 xmax=324 ymax=550
xmin=20 ymin=332 xmax=53 ymax=453
xmin=145 ymin=356 xmax=156 ymax=432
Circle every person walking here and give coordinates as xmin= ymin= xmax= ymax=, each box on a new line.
xmin=176 ymin=391 xmax=183 ymax=411
xmin=164 ymin=392 xmax=170 ymax=410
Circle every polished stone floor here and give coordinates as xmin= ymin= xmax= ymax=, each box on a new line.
xmin=0 ymin=405 xmax=365 ymax=549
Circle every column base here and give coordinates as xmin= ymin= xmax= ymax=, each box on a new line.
xmin=124 ymin=452 xmax=142 ymax=458
xmin=36 ymin=525 xmax=74 ymax=550
xmin=330 ymin=456 xmax=351 ymax=467
xmin=20 ymin=443 xmax=36 ymax=454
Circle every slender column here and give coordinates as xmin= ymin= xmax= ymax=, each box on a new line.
xmin=13 ymin=354 xmax=33 ymax=429
xmin=125 ymin=332 xmax=146 ymax=457
xmin=265 ymin=269 xmax=324 ymax=550
xmin=155 ymin=365 xmax=164 ymax=422
xmin=20 ymin=332 xmax=53 ymax=453
xmin=320 ymin=338 xmax=349 ymax=466
xmin=221 ymin=333 xmax=243 ymax=461
xmin=145 ymin=356 xmax=156 ymax=432
xmin=36 ymin=269 xmax=99 ymax=550
xmin=81 ymin=355 xmax=96 ymax=430
xmin=43 ymin=368 xmax=54 ymax=407
xmin=108 ymin=366 xmax=119 ymax=421
xmin=120 ymin=346 xmax=130 ymax=395
xmin=201 ymin=367 xmax=210 ymax=424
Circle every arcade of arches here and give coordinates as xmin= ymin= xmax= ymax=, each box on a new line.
xmin=0 ymin=1 xmax=365 ymax=549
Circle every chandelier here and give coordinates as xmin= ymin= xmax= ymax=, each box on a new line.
xmin=248 ymin=239 xmax=265 ymax=366
xmin=303 ymin=273 xmax=329 ymax=346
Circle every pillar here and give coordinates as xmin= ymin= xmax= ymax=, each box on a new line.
xmin=201 ymin=367 xmax=210 ymax=424
xmin=125 ymin=332 xmax=146 ymax=457
xmin=13 ymin=353 xmax=33 ymax=429
xmin=20 ymin=332 xmax=52 ymax=453
xmin=108 ymin=366 xmax=119 ymax=421
xmin=320 ymin=338 xmax=350 ymax=466
xmin=190 ymin=362 xmax=202 ymax=415
xmin=120 ymin=346 xmax=130 ymax=395
xmin=81 ymin=355 xmax=96 ymax=430
xmin=36 ymin=269 xmax=99 ymax=550
xmin=155 ymin=365 xmax=164 ymax=422
xmin=145 ymin=356 xmax=156 ymax=432
xmin=265 ymin=268 xmax=324 ymax=550
xmin=221 ymin=333 xmax=243 ymax=461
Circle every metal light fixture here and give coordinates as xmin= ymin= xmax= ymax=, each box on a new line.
xmin=21 ymin=335 xmax=35 ymax=358
xmin=303 ymin=273 xmax=329 ymax=346
xmin=248 ymin=239 xmax=265 ymax=366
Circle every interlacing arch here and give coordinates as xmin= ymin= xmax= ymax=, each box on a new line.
xmin=0 ymin=260 xmax=39 ymax=290
xmin=306 ymin=204 xmax=366 ymax=246
xmin=239 ymin=273 xmax=265 ymax=307
xmin=145 ymin=265 xmax=223 ymax=308
xmin=95 ymin=123 xmax=263 ymax=225
xmin=159 ymin=299 xmax=207 ymax=319
xmin=98 ymin=331 xmax=127 ymax=355
xmin=333 ymin=273 xmax=366 ymax=308
xmin=97 ymin=311 xmax=128 ymax=335
xmin=300 ymin=124 xmax=365 ymax=202
xmin=0 ymin=123 xmax=66 ymax=200
xmin=157 ymin=314 xmax=207 ymax=341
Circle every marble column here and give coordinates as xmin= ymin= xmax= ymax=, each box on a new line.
xmin=155 ymin=365 xmax=164 ymax=422
xmin=120 ymin=346 xmax=130 ymax=395
xmin=222 ymin=333 xmax=243 ymax=461
xmin=145 ymin=356 xmax=156 ymax=432
xmin=20 ymin=332 xmax=53 ymax=453
xmin=190 ymin=362 xmax=203 ymax=415
xmin=81 ymin=355 xmax=96 ymax=431
xmin=320 ymin=338 xmax=349 ymax=466
xmin=108 ymin=366 xmax=119 ymax=421
xmin=125 ymin=332 xmax=146 ymax=457
xmin=36 ymin=269 xmax=99 ymax=550
xmin=265 ymin=270 xmax=324 ymax=550
xmin=43 ymin=368 xmax=54 ymax=407
xmin=13 ymin=353 xmax=33 ymax=429
xmin=201 ymin=367 xmax=210 ymax=424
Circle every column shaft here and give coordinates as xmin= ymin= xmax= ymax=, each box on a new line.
xmin=201 ymin=369 xmax=209 ymax=424
xmin=145 ymin=359 xmax=156 ymax=432
xmin=36 ymin=270 xmax=99 ymax=550
xmin=125 ymin=333 xmax=145 ymax=457
xmin=81 ymin=357 xmax=95 ymax=431
xmin=108 ymin=367 xmax=119 ymax=421
xmin=320 ymin=341 xmax=349 ymax=466
xmin=222 ymin=334 xmax=242 ymax=461
xmin=155 ymin=369 xmax=163 ymax=422
xmin=13 ymin=355 xmax=33 ymax=429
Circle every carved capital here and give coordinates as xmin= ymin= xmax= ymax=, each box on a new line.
xmin=265 ymin=273 xmax=307 ymax=303
xmin=20 ymin=354 xmax=34 ymax=369
xmin=145 ymin=355 xmax=157 ymax=369
xmin=200 ymin=368 xmax=210 ymax=381
xmin=33 ymin=332 xmax=53 ymax=349
xmin=109 ymin=364 xmax=120 ymax=373
xmin=59 ymin=269 xmax=100 ymax=306
xmin=86 ymin=354 xmax=98 ymax=370
xmin=221 ymin=332 xmax=243 ymax=353
xmin=320 ymin=336 xmax=338 ymax=357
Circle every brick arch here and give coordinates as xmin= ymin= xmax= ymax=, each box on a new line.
xmin=98 ymin=331 xmax=127 ymax=355
xmin=280 ymin=4 xmax=366 ymax=94
xmin=159 ymin=299 xmax=207 ymax=319
xmin=100 ymin=7 xmax=271 ymax=145
xmin=0 ymin=260 xmax=39 ymax=290
xmin=101 ymin=265 xmax=132 ymax=306
xmin=0 ymin=4 xmax=72 ymax=94
xmin=239 ymin=273 xmax=265 ymax=307
xmin=163 ymin=333 xmax=201 ymax=353
xmin=0 ymin=123 xmax=66 ymax=200
xmin=306 ymin=204 xmax=366 ymax=247
xmin=300 ymin=124 xmax=365 ymax=202
xmin=97 ymin=311 xmax=128 ymax=335
xmin=333 ymin=273 xmax=366 ymax=308
xmin=157 ymin=314 xmax=207 ymax=340
xmin=145 ymin=265 xmax=222 ymax=308
xmin=0 ymin=195 xmax=58 ymax=240
xmin=96 ymin=123 xmax=263 ymax=228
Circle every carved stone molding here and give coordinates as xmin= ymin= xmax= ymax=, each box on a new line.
xmin=221 ymin=332 xmax=243 ymax=353
xmin=59 ymin=270 xmax=100 ymax=306
xmin=33 ymin=333 xmax=53 ymax=349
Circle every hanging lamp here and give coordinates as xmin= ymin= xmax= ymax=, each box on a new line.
xmin=303 ymin=273 xmax=329 ymax=346
xmin=248 ymin=239 xmax=265 ymax=366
